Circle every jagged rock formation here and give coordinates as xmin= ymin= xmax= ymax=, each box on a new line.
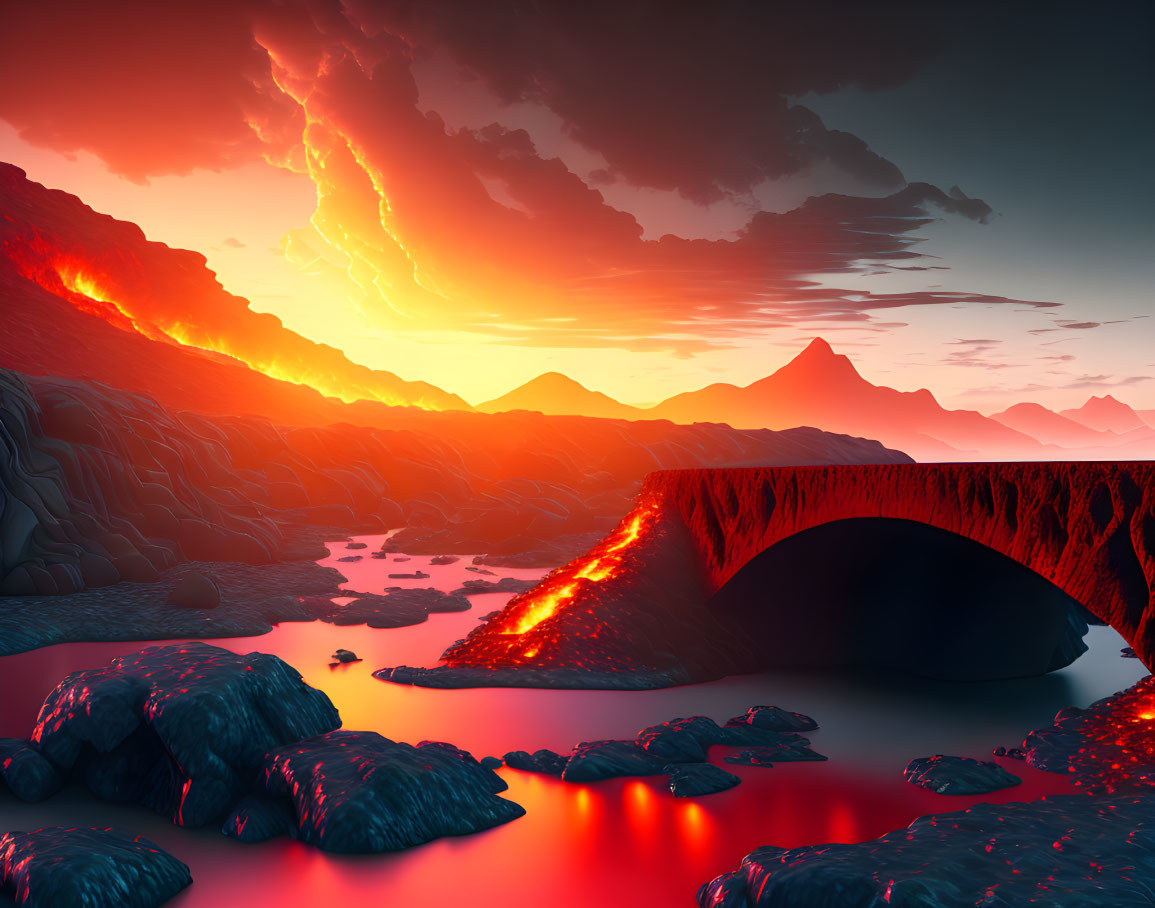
xmin=431 ymin=463 xmax=1155 ymax=685
xmin=31 ymin=643 xmax=342 ymax=826
xmin=7 ymin=643 xmax=525 ymax=856
xmin=699 ymin=676 xmax=1155 ymax=907
xmin=726 ymin=706 xmax=818 ymax=733
xmin=903 ymin=755 xmax=1021 ymax=795
xmin=0 ymin=827 xmax=192 ymax=908
xmin=498 ymin=708 xmax=823 ymax=794
xmin=0 ymin=739 xmax=61 ymax=802
xmin=247 ymin=732 xmax=523 ymax=852
xmin=453 ymin=577 xmax=539 ymax=596
xmin=697 ymin=792 xmax=1155 ymax=908
xmin=668 ymin=763 xmax=741 ymax=797
xmin=0 ymin=367 xmax=392 ymax=596
xmin=503 ymin=749 xmax=568 ymax=775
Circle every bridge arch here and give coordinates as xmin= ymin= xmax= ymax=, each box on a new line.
xmin=442 ymin=464 xmax=1155 ymax=686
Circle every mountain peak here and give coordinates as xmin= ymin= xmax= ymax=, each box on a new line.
xmin=770 ymin=336 xmax=861 ymax=382
xmin=797 ymin=337 xmax=835 ymax=359
xmin=1061 ymin=393 xmax=1145 ymax=434
xmin=525 ymin=371 xmax=584 ymax=389
xmin=477 ymin=370 xmax=638 ymax=419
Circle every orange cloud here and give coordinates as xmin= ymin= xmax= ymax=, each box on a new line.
xmin=0 ymin=0 xmax=1061 ymax=361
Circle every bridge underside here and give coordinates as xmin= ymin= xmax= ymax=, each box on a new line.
xmin=402 ymin=464 xmax=1155 ymax=689
xmin=708 ymin=518 xmax=1092 ymax=681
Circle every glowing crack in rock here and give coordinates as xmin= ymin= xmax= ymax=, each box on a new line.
xmin=507 ymin=507 xmax=654 ymax=638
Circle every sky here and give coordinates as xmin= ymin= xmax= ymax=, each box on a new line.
xmin=1 ymin=0 xmax=1151 ymax=410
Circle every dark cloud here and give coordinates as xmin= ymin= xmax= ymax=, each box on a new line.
xmin=1061 ymin=374 xmax=1151 ymax=391
xmin=359 ymin=0 xmax=941 ymax=203
xmin=941 ymin=337 xmax=1017 ymax=371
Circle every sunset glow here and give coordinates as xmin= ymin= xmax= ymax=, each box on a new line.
xmin=1 ymin=1 xmax=1149 ymax=411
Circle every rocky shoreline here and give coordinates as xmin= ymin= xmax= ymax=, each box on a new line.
xmin=699 ymin=673 xmax=1155 ymax=907
xmin=0 ymin=556 xmax=480 ymax=656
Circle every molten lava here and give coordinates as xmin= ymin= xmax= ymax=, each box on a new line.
xmin=1032 ymin=676 xmax=1155 ymax=794
xmin=4 ymin=234 xmax=448 ymax=410
xmin=507 ymin=507 xmax=652 ymax=639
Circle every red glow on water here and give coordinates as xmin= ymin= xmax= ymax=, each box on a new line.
xmin=0 ymin=628 xmax=1085 ymax=907
xmin=0 ymin=542 xmax=1142 ymax=907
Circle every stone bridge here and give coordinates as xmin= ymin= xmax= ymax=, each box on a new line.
xmin=437 ymin=463 xmax=1155 ymax=685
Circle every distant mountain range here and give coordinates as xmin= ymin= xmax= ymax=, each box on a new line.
xmin=477 ymin=372 xmax=644 ymax=420
xmin=6 ymin=161 xmax=1152 ymax=464
xmin=484 ymin=339 xmax=1155 ymax=462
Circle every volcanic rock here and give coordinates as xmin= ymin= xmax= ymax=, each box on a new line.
xmin=1019 ymin=675 xmax=1155 ymax=792
xmin=479 ymin=756 xmax=504 ymax=770
xmin=310 ymin=588 xmax=470 ymax=628
xmin=165 ymin=571 xmax=220 ymax=609
xmin=387 ymin=570 xmax=429 ymax=579
xmin=253 ymin=731 xmax=524 ymax=852
xmin=0 ymin=738 xmax=62 ymax=802
xmin=453 ymin=577 xmax=539 ymax=596
xmin=30 ymin=642 xmax=341 ymax=826
xmin=698 ymin=793 xmax=1155 ymax=908
xmin=331 ymin=649 xmax=360 ymax=664
xmin=221 ymin=795 xmax=294 ymax=843
xmin=375 ymin=665 xmax=681 ymax=689
xmin=668 ymin=763 xmax=741 ymax=798
xmin=113 ymin=554 xmax=161 ymax=583
xmin=430 ymin=554 xmax=460 ymax=565
xmin=636 ymin=716 xmax=722 ymax=763
xmin=0 ymin=826 xmax=191 ymax=908
xmin=712 ymin=725 xmax=824 ymax=754
xmin=725 ymin=705 xmax=817 ymax=732
xmin=502 ymin=749 xmax=567 ymax=775
xmin=722 ymin=739 xmax=827 ymax=766
xmin=337 ymin=555 xmax=362 ymax=562
xmin=903 ymin=755 xmax=1022 ymax=795
xmin=561 ymin=740 xmax=670 ymax=782
xmin=345 ymin=542 xmax=367 ymax=549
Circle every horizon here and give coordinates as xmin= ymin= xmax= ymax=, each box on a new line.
xmin=2 ymin=157 xmax=1152 ymax=419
